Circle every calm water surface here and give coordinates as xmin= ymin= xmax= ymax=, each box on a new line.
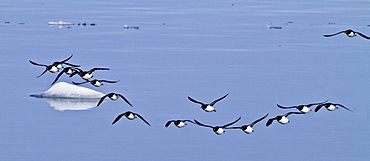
xmin=1 ymin=0 xmax=369 ymax=160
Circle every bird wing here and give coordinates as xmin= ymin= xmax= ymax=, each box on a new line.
xmin=60 ymin=55 xmax=73 ymax=63
xmin=306 ymin=99 xmax=329 ymax=107
xmin=285 ymin=112 xmax=304 ymax=116
xmin=224 ymin=126 xmax=241 ymax=129
xmin=51 ymin=71 xmax=66 ymax=85
xmin=117 ymin=94 xmax=133 ymax=107
xmin=194 ymin=119 xmax=213 ymax=128
xmin=335 ymin=104 xmax=353 ymax=112
xmin=36 ymin=69 xmax=49 ymax=78
xmin=210 ymin=93 xmax=229 ymax=106
xmin=324 ymin=31 xmax=345 ymax=37
xmin=355 ymin=32 xmax=370 ymax=39
xmin=89 ymin=68 xmax=110 ymax=73
xmin=165 ymin=120 xmax=174 ymax=127
xmin=250 ymin=113 xmax=269 ymax=126
xmin=72 ymin=81 xmax=89 ymax=85
xmin=222 ymin=116 xmax=241 ymax=127
xmin=135 ymin=113 xmax=151 ymax=126
xmin=266 ymin=118 xmax=276 ymax=127
xmin=188 ymin=96 xmax=204 ymax=105
xmin=101 ymin=80 xmax=119 ymax=83
xmin=314 ymin=104 xmax=324 ymax=112
xmin=184 ymin=120 xmax=195 ymax=124
xmin=96 ymin=94 xmax=109 ymax=106
xmin=112 ymin=113 xmax=125 ymax=125
xmin=29 ymin=60 xmax=47 ymax=67
xmin=276 ymin=104 xmax=296 ymax=109
xmin=63 ymin=62 xmax=80 ymax=67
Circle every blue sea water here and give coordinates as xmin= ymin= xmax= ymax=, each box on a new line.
xmin=0 ymin=0 xmax=369 ymax=160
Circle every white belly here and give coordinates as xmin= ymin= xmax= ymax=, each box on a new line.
xmin=278 ymin=116 xmax=289 ymax=124
xmin=348 ymin=32 xmax=355 ymax=37
xmin=93 ymin=81 xmax=102 ymax=87
xmin=244 ymin=126 xmax=254 ymax=134
xmin=49 ymin=66 xmax=59 ymax=73
xmin=110 ymin=94 xmax=118 ymax=100
xmin=327 ymin=105 xmax=337 ymax=111
xmin=126 ymin=113 xmax=135 ymax=120
xmin=215 ymin=128 xmax=225 ymax=135
xmin=66 ymin=69 xmax=74 ymax=75
xmin=56 ymin=64 xmax=63 ymax=69
xmin=204 ymin=105 xmax=215 ymax=112
xmin=176 ymin=122 xmax=186 ymax=128
xmin=301 ymin=106 xmax=311 ymax=113
xmin=82 ymin=73 xmax=92 ymax=80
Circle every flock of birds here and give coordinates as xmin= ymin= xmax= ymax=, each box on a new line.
xmin=30 ymin=48 xmax=353 ymax=135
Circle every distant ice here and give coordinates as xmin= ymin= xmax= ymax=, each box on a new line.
xmin=30 ymin=82 xmax=104 ymax=98
xmin=43 ymin=97 xmax=101 ymax=111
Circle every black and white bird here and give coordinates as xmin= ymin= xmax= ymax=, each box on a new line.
xmin=188 ymin=93 xmax=229 ymax=112
xmin=277 ymin=100 xmax=328 ymax=113
xmin=51 ymin=67 xmax=81 ymax=85
xmin=72 ymin=79 xmax=119 ymax=87
xmin=194 ymin=117 xmax=241 ymax=135
xmin=29 ymin=55 xmax=80 ymax=78
xmin=266 ymin=112 xmax=303 ymax=127
xmin=226 ymin=113 xmax=268 ymax=134
xmin=314 ymin=103 xmax=353 ymax=112
xmin=69 ymin=67 xmax=109 ymax=80
xmin=112 ymin=111 xmax=151 ymax=126
xmin=165 ymin=120 xmax=195 ymax=128
xmin=97 ymin=92 xmax=133 ymax=107
xmin=324 ymin=29 xmax=370 ymax=39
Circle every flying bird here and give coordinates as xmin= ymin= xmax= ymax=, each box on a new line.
xmin=226 ymin=113 xmax=268 ymax=134
xmin=314 ymin=103 xmax=353 ymax=112
xmin=29 ymin=55 xmax=80 ymax=78
xmin=188 ymin=93 xmax=229 ymax=112
xmin=266 ymin=112 xmax=303 ymax=127
xmin=97 ymin=92 xmax=133 ymax=107
xmin=112 ymin=111 xmax=151 ymax=126
xmin=194 ymin=117 xmax=241 ymax=135
xmin=324 ymin=29 xmax=370 ymax=39
xmin=51 ymin=67 xmax=81 ymax=85
xmin=69 ymin=67 xmax=109 ymax=80
xmin=72 ymin=79 xmax=119 ymax=87
xmin=165 ymin=120 xmax=195 ymax=128
xmin=277 ymin=100 xmax=328 ymax=113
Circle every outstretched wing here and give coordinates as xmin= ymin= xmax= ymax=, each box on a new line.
xmin=194 ymin=119 xmax=213 ymax=128
xmin=51 ymin=71 xmax=66 ymax=85
xmin=184 ymin=120 xmax=195 ymax=124
xmin=210 ymin=93 xmax=229 ymax=106
xmin=60 ymin=55 xmax=73 ymax=63
xmin=29 ymin=60 xmax=47 ymax=67
xmin=63 ymin=62 xmax=80 ymax=67
xmin=314 ymin=104 xmax=324 ymax=112
xmin=324 ymin=31 xmax=345 ymax=37
xmin=355 ymin=32 xmax=370 ymax=39
xmin=306 ymin=99 xmax=329 ymax=107
xmin=266 ymin=118 xmax=276 ymax=127
xmin=117 ymin=94 xmax=133 ymax=107
xmin=135 ymin=113 xmax=151 ymax=126
xmin=36 ymin=69 xmax=49 ymax=78
xmin=96 ymin=94 xmax=109 ymax=106
xmin=165 ymin=120 xmax=174 ymax=127
xmin=89 ymin=68 xmax=110 ymax=73
xmin=222 ymin=116 xmax=241 ymax=128
xmin=101 ymin=80 xmax=119 ymax=83
xmin=72 ymin=81 xmax=89 ymax=85
xmin=188 ymin=96 xmax=204 ymax=105
xmin=112 ymin=113 xmax=126 ymax=125
xmin=250 ymin=113 xmax=269 ymax=126
xmin=276 ymin=104 xmax=296 ymax=109
xmin=285 ymin=112 xmax=304 ymax=116
xmin=335 ymin=104 xmax=353 ymax=112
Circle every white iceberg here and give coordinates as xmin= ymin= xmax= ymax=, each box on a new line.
xmin=48 ymin=21 xmax=74 ymax=26
xmin=31 ymin=82 xmax=104 ymax=98
xmin=30 ymin=82 xmax=106 ymax=111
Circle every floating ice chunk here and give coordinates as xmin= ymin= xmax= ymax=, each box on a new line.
xmin=30 ymin=82 xmax=104 ymax=98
